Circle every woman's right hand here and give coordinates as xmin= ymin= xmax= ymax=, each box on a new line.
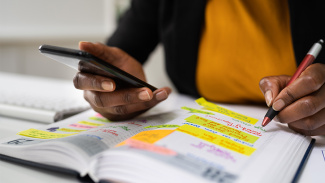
xmin=73 ymin=42 xmax=172 ymax=121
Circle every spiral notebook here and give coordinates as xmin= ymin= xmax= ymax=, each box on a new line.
xmin=0 ymin=72 xmax=90 ymax=123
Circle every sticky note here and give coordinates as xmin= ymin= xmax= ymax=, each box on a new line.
xmin=57 ymin=128 xmax=86 ymax=133
xmin=176 ymin=125 xmax=256 ymax=156
xmin=195 ymin=98 xmax=258 ymax=125
xmin=89 ymin=117 xmax=111 ymax=123
xmin=129 ymin=130 xmax=175 ymax=144
xmin=181 ymin=106 xmax=215 ymax=115
xmin=19 ymin=129 xmax=77 ymax=139
xmin=124 ymin=139 xmax=177 ymax=155
xmin=185 ymin=115 xmax=259 ymax=143
xmin=78 ymin=121 xmax=104 ymax=126
xmin=144 ymin=125 xmax=180 ymax=129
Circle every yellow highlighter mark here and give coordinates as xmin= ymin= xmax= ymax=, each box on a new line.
xmin=129 ymin=130 xmax=175 ymax=144
xmin=78 ymin=121 xmax=104 ymax=126
xmin=19 ymin=129 xmax=77 ymax=139
xmin=144 ymin=125 xmax=180 ymax=129
xmin=176 ymin=125 xmax=256 ymax=156
xmin=181 ymin=106 xmax=215 ymax=115
xmin=185 ymin=115 xmax=259 ymax=143
xmin=89 ymin=116 xmax=111 ymax=123
xmin=57 ymin=128 xmax=86 ymax=133
xmin=195 ymin=98 xmax=258 ymax=125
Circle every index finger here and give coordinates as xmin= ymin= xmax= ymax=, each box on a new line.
xmin=272 ymin=64 xmax=325 ymax=112
xmin=79 ymin=42 xmax=128 ymax=68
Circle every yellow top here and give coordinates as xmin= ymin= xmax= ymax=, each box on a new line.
xmin=197 ymin=0 xmax=296 ymax=103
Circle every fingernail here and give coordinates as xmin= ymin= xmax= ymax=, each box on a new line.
xmin=272 ymin=99 xmax=285 ymax=111
xmin=138 ymin=90 xmax=151 ymax=101
xmin=273 ymin=116 xmax=279 ymax=122
xmin=155 ymin=90 xmax=168 ymax=101
xmin=265 ymin=90 xmax=272 ymax=107
xmin=79 ymin=41 xmax=92 ymax=44
xmin=101 ymin=81 xmax=113 ymax=91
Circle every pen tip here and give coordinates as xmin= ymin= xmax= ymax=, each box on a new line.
xmin=318 ymin=39 xmax=324 ymax=45
xmin=262 ymin=117 xmax=271 ymax=127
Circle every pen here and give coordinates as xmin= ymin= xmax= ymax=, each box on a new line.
xmin=262 ymin=39 xmax=324 ymax=127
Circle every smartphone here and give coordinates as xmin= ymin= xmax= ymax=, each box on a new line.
xmin=39 ymin=44 xmax=157 ymax=91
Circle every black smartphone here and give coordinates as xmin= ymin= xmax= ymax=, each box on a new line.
xmin=39 ymin=44 xmax=157 ymax=91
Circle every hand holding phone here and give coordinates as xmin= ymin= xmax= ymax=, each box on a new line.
xmin=39 ymin=42 xmax=171 ymax=120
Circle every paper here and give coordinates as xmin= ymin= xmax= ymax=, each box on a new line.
xmin=19 ymin=129 xmax=77 ymax=139
xmin=124 ymin=139 xmax=177 ymax=155
xmin=181 ymin=106 xmax=215 ymax=115
xmin=176 ymin=124 xmax=256 ymax=156
xmin=78 ymin=121 xmax=104 ymax=126
xmin=128 ymin=130 xmax=175 ymax=144
xmin=57 ymin=128 xmax=86 ymax=132
xmin=195 ymin=98 xmax=258 ymax=125
xmin=185 ymin=115 xmax=260 ymax=143
xmin=144 ymin=125 xmax=180 ymax=129
xmin=89 ymin=116 xmax=111 ymax=122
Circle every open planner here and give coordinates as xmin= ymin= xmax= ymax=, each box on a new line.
xmin=0 ymin=97 xmax=314 ymax=183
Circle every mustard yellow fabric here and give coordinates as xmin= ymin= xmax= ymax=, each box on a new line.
xmin=197 ymin=0 xmax=296 ymax=103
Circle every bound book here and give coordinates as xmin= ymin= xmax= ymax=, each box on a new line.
xmin=0 ymin=98 xmax=314 ymax=183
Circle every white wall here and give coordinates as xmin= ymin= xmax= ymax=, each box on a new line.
xmin=0 ymin=0 xmax=175 ymax=90
xmin=0 ymin=0 xmax=114 ymax=79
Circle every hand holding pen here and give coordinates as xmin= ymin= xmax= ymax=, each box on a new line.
xmin=259 ymin=39 xmax=325 ymax=135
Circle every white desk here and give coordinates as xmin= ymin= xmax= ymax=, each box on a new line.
xmin=0 ymin=116 xmax=79 ymax=183
xmin=0 ymin=94 xmax=324 ymax=183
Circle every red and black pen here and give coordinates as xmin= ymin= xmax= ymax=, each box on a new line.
xmin=262 ymin=39 xmax=324 ymax=127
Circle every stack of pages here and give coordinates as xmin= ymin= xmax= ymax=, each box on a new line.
xmin=0 ymin=72 xmax=90 ymax=123
xmin=0 ymin=98 xmax=313 ymax=183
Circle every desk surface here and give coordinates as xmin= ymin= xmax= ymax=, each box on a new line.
xmin=0 ymin=94 xmax=325 ymax=183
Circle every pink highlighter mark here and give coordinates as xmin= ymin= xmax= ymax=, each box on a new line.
xmin=125 ymin=139 xmax=177 ymax=156
xmin=95 ymin=113 xmax=104 ymax=118
xmin=69 ymin=123 xmax=97 ymax=129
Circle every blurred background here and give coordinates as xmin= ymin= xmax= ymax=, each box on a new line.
xmin=0 ymin=0 xmax=175 ymax=90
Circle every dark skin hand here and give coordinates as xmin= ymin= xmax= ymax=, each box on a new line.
xmin=75 ymin=43 xmax=325 ymax=136
xmin=260 ymin=63 xmax=325 ymax=136
xmin=74 ymin=42 xmax=172 ymax=121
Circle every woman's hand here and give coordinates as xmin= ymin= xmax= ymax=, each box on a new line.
xmin=74 ymin=42 xmax=171 ymax=121
xmin=260 ymin=63 xmax=325 ymax=136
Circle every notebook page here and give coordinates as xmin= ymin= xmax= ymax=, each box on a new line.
xmin=0 ymin=109 xmax=181 ymax=176
xmin=102 ymin=99 xmax=311 ymax=183
xmin=0 ymin=72 xmax=90 ymax=123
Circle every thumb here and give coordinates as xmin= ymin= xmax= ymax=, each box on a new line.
xmin=259 ymin=75 xmax=291 ymax=107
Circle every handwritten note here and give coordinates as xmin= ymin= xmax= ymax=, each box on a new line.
xmin=69 ymin=123 xmax=97 ymax=129
xmin=192 ymin=141 xmax=236 ymax=162
xmin=144 ymin=125 xmax=180 ymax=129
xmin=19 ymin=129 xmax=77 ymax=139
xmin=185 ymin=115 xmax=259 ymax=143
xmin=195 ymin=98 xmax=258 ymax=125
xmin=57 ymin=128 xmax=86 ymax=133
xmin=129 ymin=130 xmax=175 ymax=144
xmin=89 ymin=116 xmax=111 ymax=123
xmin=176 ymin=125 xmax=256 ymax=156
xmin=91 ymin=128 xmax=119 ymax=136
xmin=78 ymin=121 xmax=104 ymax=126
xmin=181 ymin=106 xmax=215 ymax=115
xmin=125 ymin=139 xmax=177 ymax=155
